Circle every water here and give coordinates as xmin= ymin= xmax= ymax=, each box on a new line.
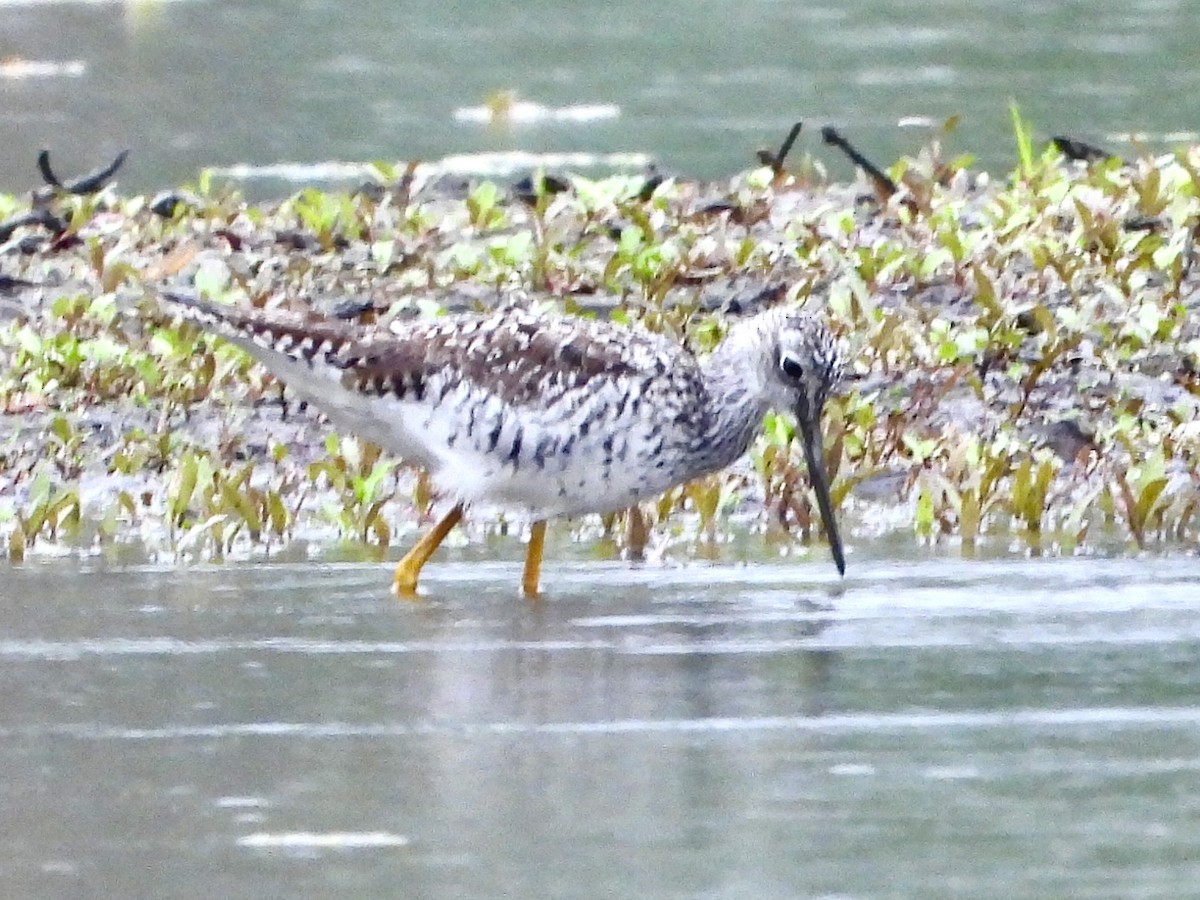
xmin=3 ymin=556 xmax=1200 ymax=898
xmin=2 ymin=0 xmax=1198 ymax=197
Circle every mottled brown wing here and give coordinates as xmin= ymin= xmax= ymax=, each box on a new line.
xmin=343 ymin=310 xmax=657 ymax=407
xmin=161 ymin=292 xmax=663 ymax=409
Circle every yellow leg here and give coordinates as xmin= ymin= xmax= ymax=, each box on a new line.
xmin=392 ymin=503 xmax=464 ymax=598
xmin=522 ymin=520 xmax=548 ymax=599
xmin=625 ymin=505 xmax=648 ymax=561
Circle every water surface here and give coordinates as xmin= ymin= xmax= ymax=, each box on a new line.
xmin=2 ymin=0 xmax=1198 ymax=195
xmin=3 ymin=556 xmax=1200 ymax=898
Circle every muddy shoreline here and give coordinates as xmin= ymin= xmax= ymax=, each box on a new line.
xmin=1 ymin=140 xmax=1198 ymax=565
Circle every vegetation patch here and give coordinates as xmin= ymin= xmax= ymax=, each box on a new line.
xmin=1 ymin=119 xmax=1198 ymax=567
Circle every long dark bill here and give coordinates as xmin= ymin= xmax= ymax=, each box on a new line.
xmin=796 ymin=413 xmax=846 ymax=576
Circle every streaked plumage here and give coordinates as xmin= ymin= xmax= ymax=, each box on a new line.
xmin=159 ymin=290 xmax=845 ymax=595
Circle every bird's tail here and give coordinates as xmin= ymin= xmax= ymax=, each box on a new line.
xmin=155 ymin=288 xmax=426 ymax=458
xmin=156 ymin=288 xmax=366 ymax=366
xmin=159 ymin=288 xmax=272 ymax=338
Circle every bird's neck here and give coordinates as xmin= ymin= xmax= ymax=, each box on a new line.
xmin=690 ymin=321 xmax=772 ymax=475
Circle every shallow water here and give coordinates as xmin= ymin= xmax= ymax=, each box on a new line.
xmin=3 ymin=555 xmax=1200 ymax=898
xmin=2 ymin=0 xmax=1199 ymax=195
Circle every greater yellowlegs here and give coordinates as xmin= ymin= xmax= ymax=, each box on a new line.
xmin=159 ymin=291 xmax=846 ymax=595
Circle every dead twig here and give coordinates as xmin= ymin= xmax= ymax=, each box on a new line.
xmin=1050 ymin=136 xmax=1119 ymax=165
xmin=0 ymin=274 xmax=42 ymax=293
xmin=0 ymin=207 xmax=67 ymax=243
xmin=820 ymin=126 xmax=898 ymax=201
xmin=33 ymin=149 xmax=130 ymax=201
xmin=756 ymin=121 xmax=803 ymax=176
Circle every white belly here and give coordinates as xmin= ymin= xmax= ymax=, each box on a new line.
xmin=367 ymin=381 xmax=688 ymax=517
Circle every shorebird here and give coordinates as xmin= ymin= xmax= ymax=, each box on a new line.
xmin=158 ymin=291 xmax=846 ymax=596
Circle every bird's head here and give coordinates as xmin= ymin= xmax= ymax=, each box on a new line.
xmin=763 ymin=310 xmax=846 ymax=575
xmin=765 ymin=311 xmax=843 ymax=427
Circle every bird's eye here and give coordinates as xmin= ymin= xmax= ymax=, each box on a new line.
xmin=780 ymin=354 xmax=804 ymax=380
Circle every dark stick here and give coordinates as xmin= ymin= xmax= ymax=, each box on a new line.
xmin=36 ymin=149 xmax=130 ymax=196
xmin=36 ymin=150 xmax=63 ymax=189
xmin=0 ymin=274 xmax=41 ymax=293
xmin=1050 ymin=136 xmax=1118 ymax=164
xmin=820 ymin=126 xmax=898 ymax=197
xmin=755 ymin=121 xmax=803 ymax=174
xmin=769 ymin=121 xmax=803 ymax=174
xmin=0 ymin=207 xmax=67 ymax=242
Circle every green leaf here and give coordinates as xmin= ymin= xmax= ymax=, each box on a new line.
xmin=1133 ymin=478 xmax=1168 ymax=532
xmin=1009 ymin=101 xmax=1035 ymax=181
xmin=171 ymin=453 xmax=199 ymax=526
